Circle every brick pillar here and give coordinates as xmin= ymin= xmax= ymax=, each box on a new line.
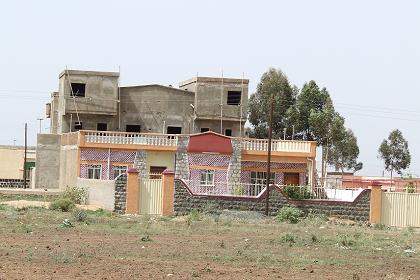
xmin=126 ymin=167 xmax=140 ymax=214
xmin=369 ymin=181 xmax=383 ymax=224
xmin=161 ymin=169 xmax=175 ymax=216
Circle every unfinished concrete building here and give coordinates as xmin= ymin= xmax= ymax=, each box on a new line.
xmin=47 ymin=70 xmax=249 ymax=137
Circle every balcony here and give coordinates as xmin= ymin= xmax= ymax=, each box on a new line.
xmin=77 ymin=131 xmax=178 ymax=150
xmin=241 ymin=138 xmax=315 ymax=156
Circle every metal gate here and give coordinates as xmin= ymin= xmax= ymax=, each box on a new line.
xmin=139 ymin=178 xmax=163 ymax=215
xmin=381 ymin=192 xmax=420 ymax=227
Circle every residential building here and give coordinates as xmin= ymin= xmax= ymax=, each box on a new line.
xmin=46 ymin=70 xmax=248 ymax=137
xmin=0 ymin=145 xmax=36 ymax=188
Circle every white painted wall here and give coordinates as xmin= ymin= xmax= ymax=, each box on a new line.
xmin=325 ymin=188 xmax=364 ymax=202
xmin=77 ymin=178 xmax=115 ymax=211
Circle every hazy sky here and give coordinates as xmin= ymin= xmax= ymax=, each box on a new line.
xmin=1 ymin=0 xmax=419 ymax=176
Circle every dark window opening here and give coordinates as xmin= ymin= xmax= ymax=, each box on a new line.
xmin=74 ymin=121 xmax=83 ymax=131
xmin=126 ymin=125 xmax=141 ymax=133
xmin=167 ymin=126 xmax=182 ymax=134
xmin=150 ymin=166 xmax=167 ymax=179
xmin=227 ymin=91 xmax=241 ymax=105
xmin=97 ymin=123 xmax=107 ymax=131
xmin=225 ymin=129 xmax=232 ymax=136
xmin=200 ymin=128 xmax=210 ymax=133
xmin=70 ymin=83 xmax=86 ymax=97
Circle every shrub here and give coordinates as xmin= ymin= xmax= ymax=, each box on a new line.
xmin=283 ymin=185 xmax=311 ymax=199
xmin=61 ymin=186 xmax=88 ymax=204
xmin=280 ymin=233 xmax=296 ymax=244
xmin=276 ymin=207 xmax=304 ymax=224
xmin=72 ymin=208 xmax=88 ymax=222
xmin=50 ymin=198 xmax=75 ymax=212
xmin=404 ymin=182 xmax=416 ymax=193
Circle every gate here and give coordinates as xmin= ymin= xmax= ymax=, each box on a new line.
xmin=139 ymin=178 xmax=163 ymax=215
xmin=381 ymin=192 xmax=420 ymax=227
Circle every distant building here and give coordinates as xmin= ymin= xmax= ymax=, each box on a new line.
xmin=0 ymin=145 xmax=36 ymax=188
xmin=46 ymin=70 xmax=249 ymax=137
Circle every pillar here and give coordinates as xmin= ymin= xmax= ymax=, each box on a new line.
xmin=161 ymin=169 xmax=175 ymax=216
xmin=126 ymin=167 xmax=140 ymax=214
xmin=369 ymin=181 xmax=383 ymax=224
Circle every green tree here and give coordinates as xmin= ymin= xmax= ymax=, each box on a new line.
xmin=248 ymin=68 xmax=296 ymax=138
xmin=378 ymin=129 xmax=411 ymax=186
xmin=308 ymin=97 xmax=346 ymax=184
xmin=285 ymin=80 xmax=330 ymax=141
xmin=328 ymin=129 xmax=363 ymax=178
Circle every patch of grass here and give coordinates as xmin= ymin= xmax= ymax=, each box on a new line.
xmin=50 ymin=198 xmax=75 ymax=212
xmin=276 ymin=207 xmax=304 ymax=224
xmin=72 ymin=208 xmax=88 ymax=222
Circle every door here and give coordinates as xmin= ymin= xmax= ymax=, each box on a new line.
xmin=139 ymin=178 xmax=163 ymax=215
xmin=284 ymin=173 xmax=300 ymax=186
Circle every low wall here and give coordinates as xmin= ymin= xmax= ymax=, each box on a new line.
xmin=0 ymin=179 xmax=29 ymax=189
xmin=114 ymin=174 xmax=127 ymax=214
xmin=77 ymin=178 xmax=115 ymax=211
xmin=174 ymin=180 xmax=371 ymax=222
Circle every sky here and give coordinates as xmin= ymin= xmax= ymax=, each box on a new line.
xmin=1 ymin=0 xmax=419 ymax=176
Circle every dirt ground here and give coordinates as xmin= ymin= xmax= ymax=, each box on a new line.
xmin=0 ymin=203 xmax=419 ymax=279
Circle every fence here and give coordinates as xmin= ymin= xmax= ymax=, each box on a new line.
xmin=381 ymin=190 xmax=420 ymax=227
xmin=183 ymin=180 xmax=266 ymax=197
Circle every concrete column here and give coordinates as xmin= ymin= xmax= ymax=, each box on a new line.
xmin=369 ymin=182 xmax=383 ymax=224
xmin=161 ymin=169 xmax=175 ymax=216
xmin=126 ymin=167 xmax=140 ymax=214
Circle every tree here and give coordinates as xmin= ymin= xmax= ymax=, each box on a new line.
xmin=285 ymin=80 xmax=330 ymax=141
xmin=328 ymin=129 xmax=363 ymax=178
xmin=248 ymin=68 xmax=296 ymax=138
xmin=308 ymin=97 xmax=346 ymax=185
xmin=378 ymin=129 xmax=411 ymax=186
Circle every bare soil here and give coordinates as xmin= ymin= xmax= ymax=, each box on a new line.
xmin=0 ymin=205 xmax=418 ymax=279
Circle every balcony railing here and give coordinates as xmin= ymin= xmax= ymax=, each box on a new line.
xmin=241 ymin=138 xmax=312 ymax=153
xmin=82 ymin=131 xmax=178 ymax=147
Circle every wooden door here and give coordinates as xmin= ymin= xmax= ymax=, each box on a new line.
xmin=284 ymin=173 xmax=300 ymax=186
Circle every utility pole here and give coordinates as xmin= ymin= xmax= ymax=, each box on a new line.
xmin=265 ymin=93 xmax=274 ymax=216
xmin=37 ymin=118 xmax=43 ymax=134
xmin=23 ymin=123 xmax=27 ymax=189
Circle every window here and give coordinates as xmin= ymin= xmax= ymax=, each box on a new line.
xmin=167 ymin=126 xmax=182 ymax=134
xmin=227 ymin=91 xmax=241 ymax=105
xmin=70 ymin=83 xmax=86 ymax=97
xmin=200 ymin=170 xmax=215 ymax=187
xmin=126 ymin=125 xmax=141 ymax=133
xmin=251 ymin=172 xmax=275 ymax=189
xmin=87 ymin=165 xmax=102 ymax=179
xmin=225 ymin=129 xmax=232 ymax=136
xmin=113 ymin=165 xmax=127 ymax=179
xmin=200 ymin=128 xmax=210 ymax=133
xmin=74 ymin=121 xmax=83 ymax=131
xmin=150 ymin=166 xmax=167 ymax=179
xmin=97 ymin=123 xmax=107 ymax=131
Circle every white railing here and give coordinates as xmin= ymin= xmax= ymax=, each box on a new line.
xmin=281 ymin=185 xmax=362 ymax=201
xmin=182 ymin=180 xmax=266 ymax=197
xmin=83 ymin=131 xmax=178 ymax=146
xmin=242 ymin=139 xmax=312 ymax=153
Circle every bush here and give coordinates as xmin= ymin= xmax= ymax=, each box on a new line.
xmin=50 ymin=198 xmax=75 ymax=212
xmin=276 ymin=207 xmax=304 ymax=224
xmin=61 ymin=186 xmax=88 ymax=204
xmin=283 ymin=185 xmax=311 ymax=199
xmin=72 ymin=208 xmax=88 ymax=222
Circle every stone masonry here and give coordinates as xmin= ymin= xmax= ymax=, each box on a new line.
xmin=174 ymin=180 xmax=371 ymax=222
xmin=114 ymin=174 xmax=127 ymax=213
xmin=175 ymin=136 xmax=190 ymax=180
xmin=227 ymin=139 xmax=242 ymax=185
xmin=134 ymin=151 xmax=148 ymax=179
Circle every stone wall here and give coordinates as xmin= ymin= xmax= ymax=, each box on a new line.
xmin=134 ymin=151 xmax=148 ymax=179
xmin=174 ymin=180 xmax=371 ymax=222
xmin=227 ymin=139 xmax=242 ymax=185
xmin=0 ymin=179 xmax=29 ymax=189
xmin=114 ymin=174 xmax=127 ymax=213
xmin=175 ymin=136 xmax=190 ymax=180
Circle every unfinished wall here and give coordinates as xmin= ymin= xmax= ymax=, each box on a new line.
xmin=0 ymin=146 xmax=36 ymax=180
xmin=77 ymin=177 xmax=115 ymax=211
xmin=59 ymin=145 xmax=79 ymax=189
xmin=35 ymin=134 xmax=61 ymax=189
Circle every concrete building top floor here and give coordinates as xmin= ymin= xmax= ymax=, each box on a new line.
xmin=179 ymin=76 xmax=250 ymax=87
xmin=59 ymin=69 xmax=120 ymax=78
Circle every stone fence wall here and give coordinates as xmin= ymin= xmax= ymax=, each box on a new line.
xmin=114 ymin=174 xmax=127 ymax=213
xmin=174 ymin=180 xmax=371 ymax=222
xmin=0 ymin=179 xmax=29 ymax=189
